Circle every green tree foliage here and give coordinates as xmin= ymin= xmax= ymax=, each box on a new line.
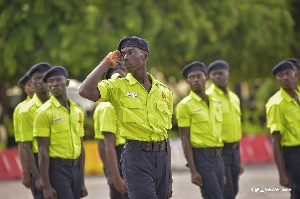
xmin=0 ymin=0 xmax=299 ymax=136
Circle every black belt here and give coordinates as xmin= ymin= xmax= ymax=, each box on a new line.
xmin=124 ymin=140 xmax=166 ymax=152
xmin=283 ymin=145 xmax=300 ymax=152
xmin=223 ymin=142 xmax=239 ymax=149
xmin=50 ymin=157 xmax=80 ymax=167
xmin=194 ymin=147 xmax=222 ymax=157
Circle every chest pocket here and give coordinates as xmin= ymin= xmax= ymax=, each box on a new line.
xmin=285 ymin=108 xmax=300 ymax=135
xmin=120 ymin=96 xmax=143 ymax=123
xmin=51 ymin=120 xmax=69 ymax=145
xmin=155 ymin=100 xmax=172 ymax=128
xmin=192 ymin=112 xmax=209 ymax=123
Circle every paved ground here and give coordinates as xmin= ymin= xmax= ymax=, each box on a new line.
xmin=0 ymin=163 xmax=290 ymax=199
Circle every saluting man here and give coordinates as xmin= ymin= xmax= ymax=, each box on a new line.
xmin=175 ymin=61 xmax=225 ymax=199
xmin=13 ymin=71 xmax=35 ymax=189
xmin=34 ymin=66 xmax=88 ymax=199
xmin=79 ymin=36 xmax=173 ymax=199
xmin=19 ymin=62 xmax=52 ymax=199
xmin=206 ymin=60 xmax=243 ymax=199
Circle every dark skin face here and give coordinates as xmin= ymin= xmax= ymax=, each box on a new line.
xmin=187 ymin=70 xmax=206 ymax=92
xmin=120 ymin=47 xmax=148 ymax=74
xmin=31 ymin=72 xmax=49 ymax=93
xmin=47 ymin=75 xmax=69 ymax=97
xmin=23 ymin=80 xmax=35 ymax=98
xmin=275 ymin=69 xmax=297 ymax=90
xmin=209 ymin=69 xmax=229 ymax=89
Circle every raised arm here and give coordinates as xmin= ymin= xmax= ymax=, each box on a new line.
xmin=79 ymin=50 xmax=120 ymax=102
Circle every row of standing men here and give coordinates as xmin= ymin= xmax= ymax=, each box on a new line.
xmin=13 ymin=36 xmax=300 ymax=199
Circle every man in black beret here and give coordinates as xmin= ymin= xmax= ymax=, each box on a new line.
xmin=79 ymin=36 xmax=173 ymax=199
xmin=13 ymin=71 xmax=35 ymax=189
xmin=285 ymin=58 xmax=300 ymax=90
xmin=18 ymin=62 xmax=51 ymax=199
xmin=266 ymin=60 xmax=300 ymax=199
xmin=206 ymin=60 xmax=243 ymax=199
xmin=175 ymin=61 xmax=225 ymax=199
xmin=35 ymin=66 xmax=88 ymax=199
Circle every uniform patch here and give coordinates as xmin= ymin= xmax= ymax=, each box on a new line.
xmin=126 ymin=92 xmax=138 ymax=98
xmin=53 ymin=117 xmax=62 ymax=123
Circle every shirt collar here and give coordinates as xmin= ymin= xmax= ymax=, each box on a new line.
xmin=126 ymin=72 xmax=156 ymax=86
xmin=280 ymin=87 xmax=300 ymax=103
xmin=32 ymin=93 xmax=43 ymax=107
xmin=49 ymin=95 xmax=74 ymax=108
xmin=189 ymin=90 xmax=204 ymax=102
xmin=211 ymin=84 xmax=228 ymax=96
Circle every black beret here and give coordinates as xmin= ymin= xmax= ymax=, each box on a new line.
xmin=284 ymin=58 xmax=299 ymax=69
xmin=118 ymin=36 xmax=149 ymax=53
xmin=28 ymin=62 xmax=52 ymax=77
xmin=104 ymin=62 xmax=125 ymax=80
xmin=272 ymin=61 xmax=295 ymax=75
xmin=18 ymin=71 xmax=31 ymax=86
xmin=181 ymin=61 xmax=207 ymax=78
xmin=42 ymin=66 xmax=68 ymax=82
xmin=207 ymin=60 xmax=229 ymax=74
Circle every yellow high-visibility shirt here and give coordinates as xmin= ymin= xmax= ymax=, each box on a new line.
xmin=97 ymin=73 xmax=173 ymax=142
xmin=19 ymin=94 xmax=42 ymax=153
xmin=266 ymin=88 xmax=300 ymax=147
xmin=93 ymin=102 xmax=125 ymax=146
xmin=13 ymin=96 xmax=31 ymax=142
xmin=34 ymin=96 xmax=84 ymax=159
xmin=206 ymin=84 xmax=242 ymax=143
xmin=176 ymin=91 xmax=223 ymax=148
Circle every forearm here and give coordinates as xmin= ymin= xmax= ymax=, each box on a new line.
xmin=80 ymin=144 xmax=86 ymax=185
xmin=272 ymin=141 xmax=285 ymax=176
xmin=18 ymin=143 xmax=29 ymax=174
xmin=106 ymin=143 xmax=122 ymax=181
xmin=167 ymin=138 xmax=172 ymax=181
xmin=181 ymin=139 xmax=197 ymax=173
xmin=39 ymin=149 xmax=51 ymax=188
xmin=23 ymin=142 xmax=40 ymax=179
xmin=79 ymin=58 xmax=111 ymax=101
xmin=97 ymin=140 xmax=112 ymax=176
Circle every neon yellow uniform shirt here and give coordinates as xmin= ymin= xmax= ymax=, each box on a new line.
xmin=206 ymin=84 xmax=242 ymax=143
xmin=94 ymin=102 xmax=125 ymax=146
xmin=13 ymin=96 xmax=31 ymax=142
xmin=19 ymin=94 xmax=42 ymax=153
xmin=266 ymin=88 xmax=300 ymax=147
xmin=33 ymin=96 xmax=84 ymax=159
xmin=175 ymin=91 xmax=223 ymax=148
xmin=97 ymin=73 xmax=173 ymax=142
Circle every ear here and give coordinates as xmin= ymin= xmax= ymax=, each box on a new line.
xmin=144 ymin=52 xmax=149 ymax=60
xmin=66 ymin=79 xmax=70 ymax=87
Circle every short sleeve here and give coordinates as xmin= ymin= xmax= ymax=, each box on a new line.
xmin=34 ymin=110 xmax=51 ymax=137
xmin=267 ymin=105 xmax=283 ymax=134
xmin=99 ymin=105 xmax=117 ymax=135
xmin=175 ymin=102 xmax=191 ymax=127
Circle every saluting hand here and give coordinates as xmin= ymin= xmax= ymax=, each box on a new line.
xmin=105 ymin=50 xmax=121 ymax=67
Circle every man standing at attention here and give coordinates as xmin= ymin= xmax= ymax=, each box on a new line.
xmin=34 ymin=66 xmax=88 ymax=199
xmin=206 ymin=60 xmax=243 ymax=199
xmin=13 ymin=71 xmax=35 ymax=189
xmin=266 ymin=60 xmax=300 ymax=198
xmin=94 ymin=62 xmax=128 ymax=198
xmin=19 ymin=62 xmax=52 ymax=199
xmin=175 ymin=61 xmax=225 ymax=199
xmin=79 ymin=36 xmax=173 ymax=199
